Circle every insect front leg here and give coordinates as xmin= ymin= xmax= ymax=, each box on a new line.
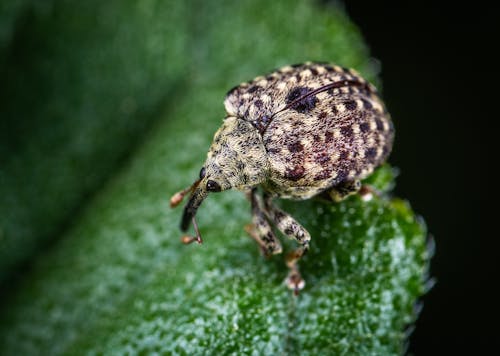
xmin=263 ymin=194 xmax=310 ymax=294
xmin=245 ymin=188 xmax=282 ymax=256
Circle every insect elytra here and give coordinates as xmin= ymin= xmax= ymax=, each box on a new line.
xmin=171 ymin=62 xmax=394 ymax=293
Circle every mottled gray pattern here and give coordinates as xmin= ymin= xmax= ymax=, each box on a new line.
xmin=224 ymin=62 xmax=393 ymax=199
xmin=174 ymin=62 xmax=394 ymax=291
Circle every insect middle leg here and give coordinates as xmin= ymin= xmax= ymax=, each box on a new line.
xmin=327 ymin=179 xmax=361 ymax=202
xmin=263 ymin=193 xmax=311 ymax=293
xmin=245 ymin=188 xmax=282 ymax=256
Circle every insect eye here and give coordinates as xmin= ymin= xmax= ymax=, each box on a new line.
xmin=206 ymin=180 xmax=221 ymax=192
xmin=199 ymin=167 xmax=206 ymax=179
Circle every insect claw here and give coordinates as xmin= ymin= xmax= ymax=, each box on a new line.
xmin=285 ymin=266 xmax=305 ymax=295
xmin=180 ymin=235 xmax=203 ymax=245
xmin=180 ymin=216 xmax=203 ymax=245
xmin=181 ymin=235 xmax=197 ymax=244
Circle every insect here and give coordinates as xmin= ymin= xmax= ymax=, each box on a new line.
xmin=170 ymin=62 xmax=394 ymax=293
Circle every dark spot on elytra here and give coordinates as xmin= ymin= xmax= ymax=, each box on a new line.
xmin=284 ymin=165 xmax=305 ymax=181
xmin=361 ymin=98 xmax=373 ymax=109
xmin=360 ymin=122 xmax=370 ymax=133
xmin=325 ymin=131 xmax=333 ymax=143
xmin=266 ymin=75 xmax=275 ymax=81
xmin=310 ymin=67 xmax=318 ymax=76
xmin=383 ymin=144 xmax=391 ymax=157
xmin=344 ymin=100 xmax=357 ymax=111
xmin=331 ymin=105 xmax=338 ymax=114
xmin=341 ymin=66 xmax=353 ymax=75
xmin=314 ymin=169 xmax=331 ymax=181
xmin=366 ymin=147 xmax=377 ymax=160
xmin=339 ymin=151 xmax=349 ymax=161
xmin=315 ymin=152 xmax=330 ymax=164
xmin=286 ymin=87 xmax=307 ymax=103
xmin=375 ymin=117 xmax=384 ymax=131
xmin=288 ymin=141 xmax=304 ymax=153
xmin=247 ymin=85 xmax=260 ymax=93
xmin=313 ymin=134 xmax=321 ymax=142
xmin=291 ymin=63 xmax=302 ymax=68
xmin=284 ymin=227 xmax=294 ymax=236
xmin=324 ymin=65 xmax=334 ymax=72
xmin=341 ymin=125 xmax=353 ymax=137
xmin=286 ymin=86 xmax=318 ymax=113
xmin=318 ymin=111 xmax=327 ymax=119
xmin=327 ymin=88 xmax=334 ymax=95
xmin=254 ymin=99 xmax=263 ymax=109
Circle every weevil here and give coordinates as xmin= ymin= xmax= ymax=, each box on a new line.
xmin=171 ymin=62 xmax=394 ymax=293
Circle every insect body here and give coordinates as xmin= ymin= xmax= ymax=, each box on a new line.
xmin=171 ymin=62 xmax=394 ymax=292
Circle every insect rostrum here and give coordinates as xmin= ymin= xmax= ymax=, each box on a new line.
xmin=171 ymin=62 xmax=394 ymax=293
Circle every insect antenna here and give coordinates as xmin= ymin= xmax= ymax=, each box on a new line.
xmin=170 ymin=179 xmax=201 ymax=208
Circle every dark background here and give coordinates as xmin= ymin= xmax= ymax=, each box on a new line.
xmin=343 ymin=2 xmax=489 ymax=354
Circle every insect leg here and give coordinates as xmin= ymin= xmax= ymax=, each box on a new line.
xmin=327 ymin=179 xmax=361 ymax=202
xmin=245 ymin=188 xmax=282 ymax=256
xmin=263 ymin=194 xmax=310 ymax=294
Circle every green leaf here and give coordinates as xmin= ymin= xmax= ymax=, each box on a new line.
xmin=0 ymin=0 xmax=430 ymax=354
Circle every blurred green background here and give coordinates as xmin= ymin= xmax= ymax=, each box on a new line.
xmin=0 ymin=0 xmax=187 ymax=281
xmin=1 ymin=1 xmax=432 ymax=354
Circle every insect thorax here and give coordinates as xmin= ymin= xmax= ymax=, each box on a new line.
xmin=204 ymin=116 xmax=269 ymax=191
